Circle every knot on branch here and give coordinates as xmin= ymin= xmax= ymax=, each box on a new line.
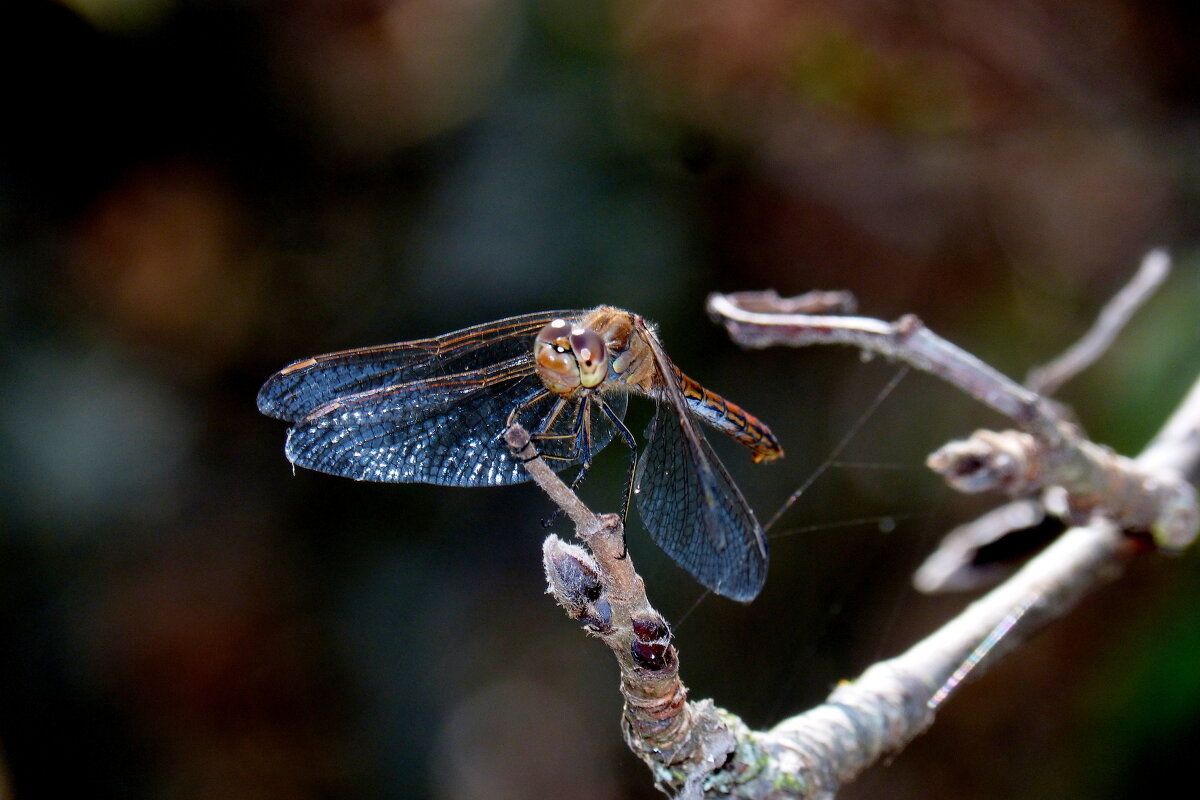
xmin=928 ymin=428 xmax=1199 ymax=552
xmin=927 ymin=430 xmax=1039 ymax=494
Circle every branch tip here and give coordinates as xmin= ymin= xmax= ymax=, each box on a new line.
xmin=1027 ymin=248 xmax=1172 ymax=395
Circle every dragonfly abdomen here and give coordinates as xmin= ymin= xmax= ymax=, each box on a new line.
xmin=674 ymin=369 xmax=783 ymax=463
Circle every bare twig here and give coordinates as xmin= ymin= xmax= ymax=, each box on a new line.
xmin=707 ymin=292 xmax=1068 ymax=443
xmin=1026 ymin=248 xmax=1171 ymax=395
xmin=1138 ymin=372 xmax=1200 ymax=480
xmin=718 ymin=289 xmax=858 ymax=316
xmin=706 ymin=291 xmax=1199 ymax=552
xmin=506 ymin=425 xmax=734 ymax=799
xmin=911 ymin=498 xmax=1049 ymax=593
xmin=927 ymin=428 xmax=1198 ymax=550
xmin=760 ymin=367 xmax=1200 ymax=796
xmin=504 ymin=425 xmax=601 ymax=534
xmin=521 ymin=369 xmax=1200 ymax=798
xmin=914 ymin=250 xmax=1176 ymax=590
xmin=521 ymin=269 xmax=1200 ymax=798
xmin=763 ymin=513 xmax=1133 ymax=796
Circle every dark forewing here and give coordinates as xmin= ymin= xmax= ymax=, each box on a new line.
xmin=257 ymin=311 xmax=579 ymax=421
xmin=284 ymin=358 xmax=629 ymax=486
xmin=633 ymin=327 xmax=768 ymax=602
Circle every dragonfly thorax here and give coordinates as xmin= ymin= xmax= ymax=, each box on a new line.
xmin=534 ymin=319 xmax=609 ymax=396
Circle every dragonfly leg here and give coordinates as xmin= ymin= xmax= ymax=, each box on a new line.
xmin=542 ymin=400 xmax=599 ymax=495
xmin=531 ymin=396 xmax=603 ymax=495
xmin=509 ymin=393 xmax=584 ymax=464
xmin=506 ymin=390 xmax=553 ymax=430
xmin=504 ymin=391 xmax=557 ymax=464
xmin=597 ymin=396 xmax=638 ymax=558
xmin=532 ymin=398 xmax=592 ymax=529
xmin=531 ymin=396 xmax=586 ymax=452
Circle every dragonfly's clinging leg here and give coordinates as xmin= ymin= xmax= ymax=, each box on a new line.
xmin=506 ymin=391 xmax=558 ymax=465
xmin=511 ymin=393 xmax=584 ymax=465
xmin=532 ymin=398 xmax=592 ymax=528
xmin=507 ymin=390 xmax=554 ymax=430
xmin=535 ymin=400 xmax=595 ymax=491
xmin=527 ymin=396 xmax=590 ymax=527
xmin=597 ymin=395 xmax=638 ymax=558
xmin=531 ymin=396 xmax=587 ymax=457
xmin=567 ymin=397 xmax=598 ymax=490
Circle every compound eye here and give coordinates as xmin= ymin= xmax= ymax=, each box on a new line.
xmin=534 ymin=319 xmax=579 ymax=394
xmin=568 ymin=326 xmax=608 ymax=388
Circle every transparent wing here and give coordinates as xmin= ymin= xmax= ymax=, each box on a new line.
xmin=258 ymin=310 xmax=581 ymax=421
xmin=635 ymin=401 xmax=767 ymax=602
xmin=632 ymin=322 xmax=768 ymax=602
xmin=284 ymin=358 xmax=629 ymax=486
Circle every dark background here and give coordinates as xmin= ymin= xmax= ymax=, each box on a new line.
xmin=2 ymin=1 xmax=1199 ymax=798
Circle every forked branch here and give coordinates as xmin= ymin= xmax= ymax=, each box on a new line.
xmin=516 ymin=253 xmax=1200 ymax=798
xmin=707 ymin=280 xmax=1198 ymax=552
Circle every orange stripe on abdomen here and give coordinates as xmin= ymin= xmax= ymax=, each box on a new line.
xmin=674 ymin=370 xmax=783 ymax=463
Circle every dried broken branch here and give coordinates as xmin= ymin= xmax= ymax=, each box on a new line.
xmin=708 ymin=291 xmax=1069 ymax=443
xmin=1025 ymin=248 xmax=1171 ymax=395
xmin=706 ymin=287 xmax=1198 ymax=552
xmin=906 ymin=249 xmax=1177 ymax=592
xmin=516 ymin=257 xmax=1199 ymax=798
xmin=515 ymin=367 xmax=1200 ymax=797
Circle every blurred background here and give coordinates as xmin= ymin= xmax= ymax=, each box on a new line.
xmin=2 ymin=0 xmax=1199 ymax=797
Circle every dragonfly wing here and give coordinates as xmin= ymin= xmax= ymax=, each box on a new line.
xmin=284 ymin=359 xmax=629 ymax=486
xmin=632 ymin=321 xmax=767 ymax=602
xmin=286 ymin=361 xmax=544 ymax=485
xmin=258 ymin=310 xmax=581 ymax=421
xmin=635 ymin=401 xmax=767 ymax=602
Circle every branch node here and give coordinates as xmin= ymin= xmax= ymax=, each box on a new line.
xmin=1151 ymin=477 xmax=1200 ymax=552
xmin=893 ymin=313 xmax=924 ymax=340
xmin=927 ymin=430 xmax=1040 ymax=495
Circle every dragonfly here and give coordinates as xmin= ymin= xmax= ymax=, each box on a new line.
xmin=257 ymin=306 xmax=783 ymax=602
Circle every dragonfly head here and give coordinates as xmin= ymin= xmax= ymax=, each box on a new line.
xmin=535 ymin=319 xmax=609 ymax=394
